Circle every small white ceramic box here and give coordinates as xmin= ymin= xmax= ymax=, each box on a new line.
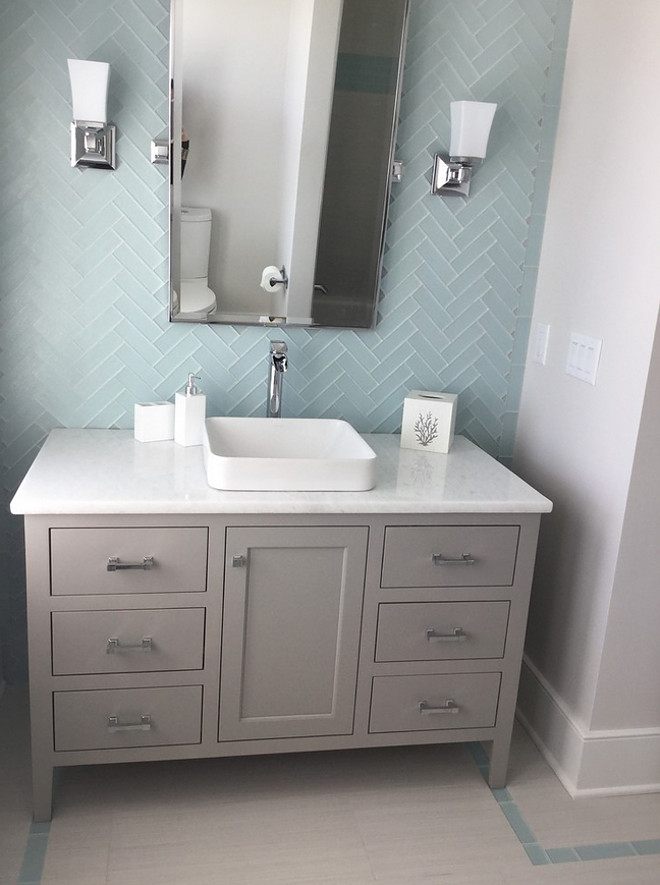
xmin=400 ymin=390 xmax=457 ymax=454
xmin=134 ymin=401 xmax=175 ymax=442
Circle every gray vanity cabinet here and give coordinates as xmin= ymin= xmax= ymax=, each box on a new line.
xmin=20 ymin=511 xmax=542 ymax=821
xmin=219 ymin=526 xmax=368 ymax=741
xmin=12 ymin=430 xmax=551 ymax=821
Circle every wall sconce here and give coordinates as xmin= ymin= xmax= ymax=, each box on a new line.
xmin=67 ymin=59 xmax=116 ymax=170
xmin=431 ymin=101 xmax=497 ymax=197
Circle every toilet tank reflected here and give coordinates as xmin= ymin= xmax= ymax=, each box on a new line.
xmin=175 ymin=207 xmax=217 ymax=320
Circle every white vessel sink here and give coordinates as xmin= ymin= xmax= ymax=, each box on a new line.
xmin=203 ymin=417 xmax=377 ymax=491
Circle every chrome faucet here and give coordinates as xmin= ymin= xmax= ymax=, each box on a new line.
xmin=267 ymin=341 xmax=288 ymax=418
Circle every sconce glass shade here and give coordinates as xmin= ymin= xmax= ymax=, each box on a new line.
xmin=67 ymin=59 xmax=110 ymax=124
xmin=449 ymin=100 xmax=497 ymax=160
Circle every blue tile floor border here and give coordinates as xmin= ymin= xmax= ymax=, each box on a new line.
xmin=467 ymin=742 xmax=660 ymax=867
xmin=17 ymin=822 xmax=50 ymax=885
xmin=15 ymin=747 xmax=660 ymax=882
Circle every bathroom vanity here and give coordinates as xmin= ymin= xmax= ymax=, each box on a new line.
xmin=11 ymin=430 xmax=551 ymax=821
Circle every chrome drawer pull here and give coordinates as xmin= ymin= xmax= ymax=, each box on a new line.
xmin=432 ymin=553 xmax=475 ymax=566
xmin=106 ymin=637 xmax=153 ymax=654
xmin=107 ymin=714 xmax=152 ymax=733
xmin=107 ymin=556 xmax=154 ymax=572
xmin=426 ymin=627 xmax=467 ymax=643
xmin=419 ymin=699 xmax=459 ymax=715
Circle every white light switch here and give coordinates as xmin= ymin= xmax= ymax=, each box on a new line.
xmin=533 ymin=323 xmax=550 ymax=365
xmin=566 ymin=333 xmax=602 ymax=385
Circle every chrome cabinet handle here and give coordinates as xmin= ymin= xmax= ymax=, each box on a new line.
xmin=107 ymin=556 xmax=154 ymax=571
xmin=106 ymin=637 xmax=153 ymax=654
xmin=432 ymin=553 xmax=475 ymax=566
xmin=107 ymin=714 xmax=152 ymax=733
xmin=426 ymin=627 xmax=467 ymax=643
xmin=419 ymin=699 xmax=459 ymax=715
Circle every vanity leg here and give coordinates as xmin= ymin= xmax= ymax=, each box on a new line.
xmin=32 ymin=760 xmax=54 ymax=822
xmin=487 ymin=732 xmax=512 ymax=789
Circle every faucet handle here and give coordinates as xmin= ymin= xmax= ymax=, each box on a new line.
xmin=267 ymin=341 xmax=288 ymax=418
xmin=270 ymin=341 xmax=288 ymax=371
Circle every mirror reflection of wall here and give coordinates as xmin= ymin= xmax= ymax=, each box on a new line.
xmin=181 ymin=0 xmax=298 ymax=322
xmin=313 ymin=0 xmax=408 ymax=328
xmin=171 ymin=0 xmax=409 ymax=328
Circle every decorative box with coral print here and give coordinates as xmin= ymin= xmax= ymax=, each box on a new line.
xmin=400 ymin=390 xmax=457 ymax=454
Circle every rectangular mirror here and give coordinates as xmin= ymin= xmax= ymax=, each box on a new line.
xmin=169 ymin=0 xmax=409 ymax=328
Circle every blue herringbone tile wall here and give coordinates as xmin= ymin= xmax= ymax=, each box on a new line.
xmin=0 ymin=0 xmax=572 ymax=681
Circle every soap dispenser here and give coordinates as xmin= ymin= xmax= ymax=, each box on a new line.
xmin=174 ymin=373 xmax=206 ymax=446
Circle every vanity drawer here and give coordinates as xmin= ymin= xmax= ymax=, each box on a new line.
xmin=50 ymin=527 xmax=209 ymax=595
xmin=381 ymin=526 xmax=519 ymax=588
xmin=53 ymin=686 xmax=203 ymax=751
xmin=375 ymin=601 xmax=509 ymax=662
xmin=369 ymin=673 xmax=501 ymax=734
xmin=51 ymin=608 xmax=206 ymax=675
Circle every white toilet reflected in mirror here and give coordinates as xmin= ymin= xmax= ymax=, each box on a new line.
xmin=177 ymin=207 xmax=216 ymax=319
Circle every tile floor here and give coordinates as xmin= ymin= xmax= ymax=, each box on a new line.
xmin=2 ymin=684 xmax=660 ymax=885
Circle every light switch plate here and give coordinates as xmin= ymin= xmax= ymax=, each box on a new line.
xmin=566 ymin=333 xmax=602 ymax=385
xmin=534 ymin=323 xmax=550 ymax=365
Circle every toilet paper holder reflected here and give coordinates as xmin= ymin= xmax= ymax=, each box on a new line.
xmin=260 ymin=265 xmax=289 ymax=293
xmin=270 ymin=267 xmax=288 ymax=288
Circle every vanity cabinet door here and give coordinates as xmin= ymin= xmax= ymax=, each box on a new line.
xmin=219 ymin=526 xmax=368 ymax=741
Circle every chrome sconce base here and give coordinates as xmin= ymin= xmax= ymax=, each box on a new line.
xmin=70 ymin=121 xmax=116 ymax=170
xmin=431 ymin=154 xmax=482 ymax=197
xmin=150 ymin=139 xmax=169 ymax=165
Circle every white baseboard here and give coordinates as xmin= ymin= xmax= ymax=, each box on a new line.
xmin=517 ymin=655 xmax=660 ymax=797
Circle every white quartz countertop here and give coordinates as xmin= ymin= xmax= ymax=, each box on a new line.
xmin=10 ymin=429 xmax=552 ymax=515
